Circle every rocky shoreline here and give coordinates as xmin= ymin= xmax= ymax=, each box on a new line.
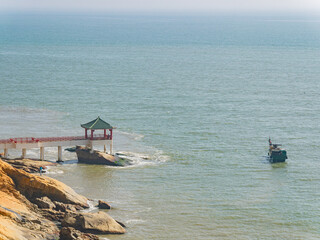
xmin=0 ymin=158 xmax=125 ymax=240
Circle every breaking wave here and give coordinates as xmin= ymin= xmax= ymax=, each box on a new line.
xmin=105 ymin=150 xmax=169 ymax=169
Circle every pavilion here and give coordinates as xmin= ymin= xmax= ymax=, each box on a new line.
xmin=81 ymin=116 xmax=114 ymax=153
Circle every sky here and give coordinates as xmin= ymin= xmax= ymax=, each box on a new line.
xmin=0 ymin=0 xmax=320 ymax=13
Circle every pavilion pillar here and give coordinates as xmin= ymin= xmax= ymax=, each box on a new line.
xmin=91 ymin=130 xmax=94 ymax=140
xmin=21 ymin=148 xmax=26 ymax=159
xmin=4 ymin=148 xmax=8 ymax=158
xmin=110 ymin=141 xmax=113 ymax=154
xmin=58 ymin=146 xmax=62 ymax=162
xmin=110 ymin=129 xmax=113 ymax=140
xmin=40 ymin=147 xmax=44 ymax=161
xmin=85 ymin=129 xmax=88 ymax=139
xmin=104 ymin=129 xmax=106 ymax=139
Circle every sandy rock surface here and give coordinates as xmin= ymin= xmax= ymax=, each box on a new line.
xmin=0 ymin=158 xmax=126 ymax=240
xmin=62 ymin=211 xmax=126 ymax=234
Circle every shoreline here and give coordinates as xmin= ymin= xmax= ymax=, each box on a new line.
xmin=0 ymin=158 xmax=126 ymax=240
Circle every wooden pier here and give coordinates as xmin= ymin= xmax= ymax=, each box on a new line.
xmin=0 ymin=117 xmax=114 ymax=161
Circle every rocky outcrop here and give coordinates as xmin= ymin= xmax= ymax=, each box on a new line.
xmin=62 ymin=211 xmax=126 ymax=234
xmin=34 ymin=196 xmax=56 ymax=209
xmin=54 ymin=201 xmax=80 ymax=212
xmin=0 ymin=159 xmax=59 ymax=239
xmin=76 ymin=146 xmax=128 ymax=166
xmin=0 ymin=158 xmax=126 ymax=239
xmin=2 ymin=160 xmax=89 ymax=208
xmin=60 ymin=227 xmax=99 ymax=240
xmin=97 ymin=200 xmax=111 ymax=209
xmin=4 ymin=158 xmax=57 ymax=173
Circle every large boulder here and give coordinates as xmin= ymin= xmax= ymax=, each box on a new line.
xmin=97 ymin=200 xmax=111 ymax=209
xmin=54 ymin=201 xmax=80 ymax=212
xmin=62 ymin=211 xmax=126 ymax=234
xmin=40 ymin=208 xmax=66 ymax=221
xmin=59 ymin=227 xmax=99 ymax=240
xmin=76 ymin=146 xmax=127 ymax=166
xmin=4 ymin=159 xmax=56 ymax=173
xmin=34 ymin=196 xmax=56 ymax=209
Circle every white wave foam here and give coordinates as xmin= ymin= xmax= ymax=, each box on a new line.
xmin=134 ymin=207 xmax=152 ymax=214
xmin=118 ymin=130 xmax=144 ymax=141
xmin=105 ymin=150 xmax=169 ymax=169
xmin=0 ymin=105 xmax=64 ymax=115
xmin=81 ymin=200 xmax=98 ymax=213
xmin=125 ymin=219 xmax=146 ymax=224
xmin=45 ymin=166 xmax=64 ymax=175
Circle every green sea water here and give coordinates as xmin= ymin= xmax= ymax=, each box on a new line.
xmin=1 ymin=13 xmax=320 ymax=239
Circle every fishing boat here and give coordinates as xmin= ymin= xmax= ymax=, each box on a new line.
xmin=268 ymin=138 xmax=287 ymax=163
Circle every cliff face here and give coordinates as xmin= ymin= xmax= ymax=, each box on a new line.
xmin=1 ymin=159 xmax=89 ymax=208
xmin=0 ymin=158 xmax=125 ymax=240
xmin=0 ymin=159 xmax=59 ymax=240
xmin=0 ymin=159 xmax=88 ymax=239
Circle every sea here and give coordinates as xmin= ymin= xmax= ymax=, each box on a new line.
xmin=0 ymin=13 xmax=320 ymax=239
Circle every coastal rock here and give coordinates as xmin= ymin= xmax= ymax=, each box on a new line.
xmin=97 ymin=200 xmax=111 ymax=209
xmin=34 ymin=196 xmax=56 ymax=209
xmin=0 ymin=159 xmax=59 ymax=240
xmin=40 ymin=208 xmax=66 ymax=221
xmin=60 ymin=227 xmax=100 ymax=240
xmin=76 ymin=146 xmax=123 ymax=166
xmin=0 ymin=206 xmax=19 ymax=221
xmin=116 ymin=220 xmax=126 ymax=228
xmin=0 ymin=160 xmax=89 ymax=208
xmin=4 ymin=158 xmax=56 ymax=173
xmin=54 ymin=201 xmax=80 ymax=212
xmin=0 ymin=158 xmax=125 ymax=239
xmin=62 ymin=211 xmax=126 ymax=234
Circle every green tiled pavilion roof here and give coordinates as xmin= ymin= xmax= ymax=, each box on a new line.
xmin=81 ymin=117 xmax=113 ymax=130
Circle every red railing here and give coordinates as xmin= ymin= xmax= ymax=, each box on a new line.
xmin=0 ymin=139 xmax=11 ymax=144
xmin=0 ymin=134 xmax=111 ymax=144
xmin=36 ymin=136 xmax=85 ymax=142
xmin=90 ymin=134 xmax=112 ymax=140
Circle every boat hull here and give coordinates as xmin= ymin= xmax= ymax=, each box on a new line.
xmin=268 ymin=150 xmax=287 ymax=163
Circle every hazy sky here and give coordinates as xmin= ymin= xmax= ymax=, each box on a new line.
xmin=1 ymin=0 xmax=320 ymax=13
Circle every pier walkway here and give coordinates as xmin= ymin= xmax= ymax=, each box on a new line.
xmin=0 ymin=117 xmax=114 ymax=161
xmin=0 ymin=134 xmax=112 ymax=161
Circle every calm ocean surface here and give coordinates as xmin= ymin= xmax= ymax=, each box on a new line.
xmin=1 ymin=13 xmax=320 ymax=239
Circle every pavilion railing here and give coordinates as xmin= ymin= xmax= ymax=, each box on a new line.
xmin=0 ymin=135 xmax=111 ymax=144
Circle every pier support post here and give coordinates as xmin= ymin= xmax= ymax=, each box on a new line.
xmin=40 ymin=147 xmax=44 ymax=161
xmin=104 ymin=144 xmax=106 ymax=153
xmin=4 ymin=148 xmax=8 ymax=158
xmin=21 ymin=148 xmax=26 ymax=159
xmin=58 ymin=146 xmax=62 ymax=162
xmin=110 ymin=142 xmax=113 ymax=154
